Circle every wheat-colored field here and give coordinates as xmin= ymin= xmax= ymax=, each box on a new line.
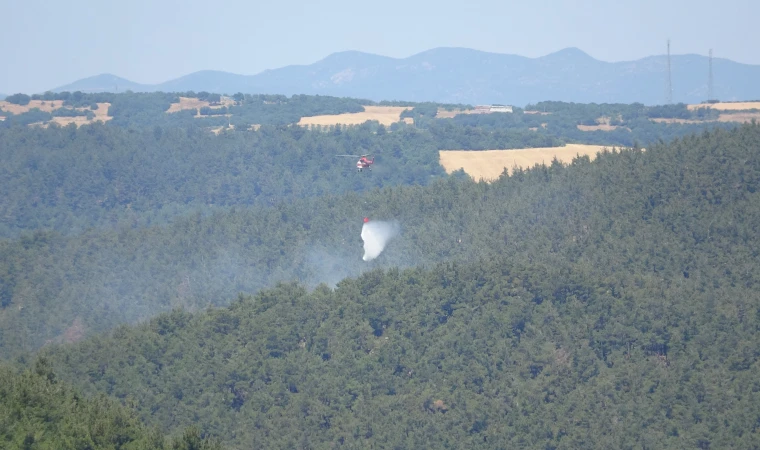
xmin=0 ymin=100 xmax=65 ymax=114
xmin=687 ymin=102 xmax=760 ymax=111
xmin=166 ymin=96 xmax=235 ymax=115
xmin=651 ymin=112 xmax=760 ymax=124
xmin=50 ymin=103 xmax=112 ymax=127
xmin=2 ymin=101 xmax=112 ymax=128
xmin=298 ymin=106 xmax=413 ymax=127
xmin=717 ymin=112 xmax=760 ymax=122
xmin=435 ymin=109 xmax=465 ymax=119
xmin=92 ymin=102 xmax=111 ymax=121
xmin=439 ymin=144 xmax=611 ymax=181
xmin=577 ymin=116 xmax=629 ymax=131
xmin=49 ymin=117 xmax=92 ymax=127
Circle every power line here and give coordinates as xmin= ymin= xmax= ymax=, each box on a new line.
xmin=708 ymin=48 xmax=714 ymax=102
xmin=666 ymin=39 xmax=673 ymax=104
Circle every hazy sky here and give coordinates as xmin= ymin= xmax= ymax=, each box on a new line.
xmin=1 ymin=0 xmax=758 ymax=94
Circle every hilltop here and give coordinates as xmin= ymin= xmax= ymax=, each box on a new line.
xmin=49 ymin=73 xmax=151 ymax=94
xmin=49 ymin=47 xmax=760 ymax=106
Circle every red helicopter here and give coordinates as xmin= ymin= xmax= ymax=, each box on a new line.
xmin=336 ymin=153 xmax=375 ymax=172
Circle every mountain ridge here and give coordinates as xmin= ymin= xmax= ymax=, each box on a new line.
xmin=47 ymin=47 xmax=760 ymax=106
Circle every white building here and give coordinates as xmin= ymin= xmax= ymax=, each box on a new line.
xmin=472 ymin=104 xmax=513 ymax=114
xmin=489 ymin=104 xmax=513 ymax=113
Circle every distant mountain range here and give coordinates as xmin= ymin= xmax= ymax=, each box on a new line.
xmin=49 ymin=47 xmax=760 ymax=106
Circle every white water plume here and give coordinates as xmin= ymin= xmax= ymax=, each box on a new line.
xmin=361 ymin=219 xmax=400 ymax=261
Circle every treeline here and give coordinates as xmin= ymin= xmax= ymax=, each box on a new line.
xmin=0 ymin=91 xmax=367 ymax=129
xmin=224 ymin=94 xmax=365 ymax=126
xmin=525 ymin=101 xmax=722 ymax=121
xmin=0 ymin=117 xmax=575 ymax=239
xmin=5 ymin=90 xmax=106 ymax=108
xmin=0 ymin=122 xmax=447 ymax=237
xmin=5 ymin=89 xmax=468 ymax=110
xmin=36 ymin=253 xmax=760 ymax=448
xmin=0 ymin=359 xmax=224 ymax=449
xmin=26 ymin=123 xmax=760 ymax=448
xmin=2 ymin=91 xmax=469 ymax=129
xmin=441 ymin=103 xmax=738 ymax=148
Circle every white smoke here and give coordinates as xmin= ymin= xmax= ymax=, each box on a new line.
xmin=361 ymin=220 xmax=400 ymax=261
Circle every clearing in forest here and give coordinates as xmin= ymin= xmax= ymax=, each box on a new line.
xmin=166 ymin=96 xmax=235 ymax=116
xmin=435 ymin=108 xmax=495 ymax=118
xmin=1 ymin=101 xmax=113 ymax=128
xmin=715 ymin=112 xmax=760 ymax=122
xmin=439 ymin=144 xmax=611 ymax=181
xmin=435 ymin=109 xmax=465 ymax=119
xmin=577 ymin=116 xmax=629 ymax=131
xmin=0 ymin=100 xmax=66 ymax=114
xmin=0 ymin=100 xmax=63 ymax=114
xmin=298 ymin=106 xmax=414 ymax=127
xmin=651 ymin=112 xmax=760 ymax=124
xmin=687 ymin=101 xmax=760 ymax=111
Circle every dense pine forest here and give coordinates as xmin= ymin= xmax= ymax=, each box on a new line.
xmin=0 ymin=92 xmax=748 ymax=238
xmin=0 ymin=365 xmax=224 ymax=449
xmin=0 ymin=122 xmax=452 ymax=237
xmin=1 ymin=89 xmax=759 ymax=448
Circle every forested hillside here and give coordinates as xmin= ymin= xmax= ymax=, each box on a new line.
xmin=1 ymin=96 xmax=748 ymax=238
xmin=1 ymin=90 xmax=466 ymax=129
xmin=0 ymin=122 xmax=449 ymax=237
xmin=0 ymin=359 xmax=223 ymax=449
xmin=433 ymin=101 xmax=739 ymax=148
xmin=11 ymin=123 xmax=760 ymax=448
xmin=0 ymin=91 xmax=373 ymax=129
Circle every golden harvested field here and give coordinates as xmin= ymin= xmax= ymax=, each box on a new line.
xmin=0 ymin=100 xmax=65 ymax=114
xmin=435 ymin=109 xmax=465 ymax=119
xmin=4 ymin=101 xmax=112 ymax=128
xmin=577 ymin=116 xmax=627 ymax=131
xmin=687 ymin=102 xmax=760 ymax=111
xmin=651 ymin=112 xmax=760 ymax=124
xmin=718 ymin=112 xmax=760 ymax=122
xmin=166 ymin=96 xmax=235 ymax=115
xmin=50 ymin=103 xmax=112 ymax=127
xmin=298 ymin=106 xmax=413 ymax=127
xmin=439 ymin=144 xmax=610 ymax=181
xmin=92 ymin=102 xmax=111 ymax=121
xmin=49 ymin=117 xmax=92 ymax=127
